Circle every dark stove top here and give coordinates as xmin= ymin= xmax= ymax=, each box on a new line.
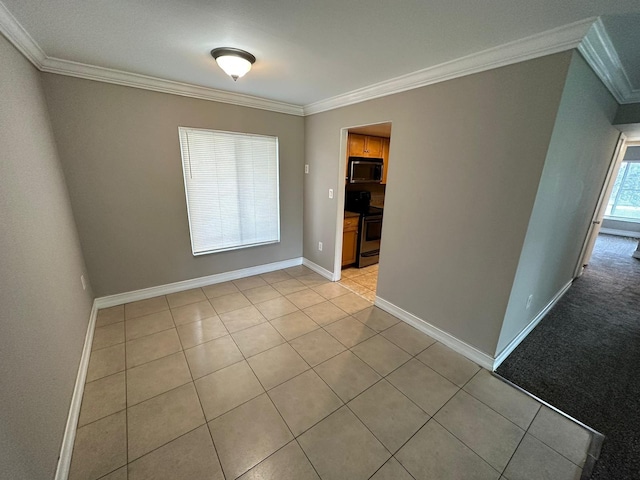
xmin=349 ymin=206 xmax=383 ymax=216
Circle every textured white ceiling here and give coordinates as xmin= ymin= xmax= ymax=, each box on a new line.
xmin=3 ymin=0 xmax=640 ymax=106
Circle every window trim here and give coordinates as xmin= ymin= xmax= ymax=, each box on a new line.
xmin=604 ymin=159 xmax=640 ymax=223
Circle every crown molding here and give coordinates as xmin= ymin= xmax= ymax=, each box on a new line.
xmin=578 ymin=18 xmax=640 ymax=104
xmin=0 ymin=1 xmax=45 ymax=66
xmin=2 ymin=3 xmax=636 ymax=116
xmin=303 ymin=17 xmax=597 ymax=115
xmin=0 ymin=1 xmax=303 ymax=116
xmin=39 ymin=57 xmax=304 ymax=115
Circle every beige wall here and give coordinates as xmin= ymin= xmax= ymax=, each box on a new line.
xmin=0 ymin=36 xmax=93 ymax=479
xmin=304 ymin=52 xmax=572 ymax=355
xmin=498 ymin=52 xmax=620 ymax=354
xmin=42 ymin=75 xmax=305 ymax=296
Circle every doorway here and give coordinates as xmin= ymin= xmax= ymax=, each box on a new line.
xmin=575 ymin=137 xmax=640 ymax=277
xmin=333 ymin=121 xmax=392 ymax=303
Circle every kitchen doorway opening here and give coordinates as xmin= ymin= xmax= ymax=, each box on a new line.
xmin=333 ymin=121 xmax=392 ymax=303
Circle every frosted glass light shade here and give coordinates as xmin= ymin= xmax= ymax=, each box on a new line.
xmin=216 ymin=55 xmax=252 ymax=80
xmin=211 ymin=48 xmax=256 ymax=81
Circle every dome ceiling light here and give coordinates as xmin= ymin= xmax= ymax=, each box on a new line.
xmin=210 ymin=47 xmax=256 ymax=81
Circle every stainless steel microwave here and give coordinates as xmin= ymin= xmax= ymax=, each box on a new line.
xmin=348 ymin=157 xmax=383 ymax=184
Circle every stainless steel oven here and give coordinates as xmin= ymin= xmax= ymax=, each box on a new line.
xmin=358 ymin=211 xmax=383 ymax=267
xmin=346 ymin=190 xmax=384 ymax=267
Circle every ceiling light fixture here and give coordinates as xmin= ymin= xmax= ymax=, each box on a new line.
xmin=210 ymin=47 xmax=256 ymax=81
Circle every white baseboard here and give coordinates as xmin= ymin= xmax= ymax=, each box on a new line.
xmin=492 ymin=279 xmax=573 ymax=370
xmin=374 ymin=297 xmax=495 ymax=370
xmin=302 ymin=258 xmax=335 ymax=281
xmin=95 ymin=257 xmax=303 ymax=308
xmin=54 ymin=301 xmax=99 ymax=480
xmin=599 ymin=228 xmax=640 ymax=239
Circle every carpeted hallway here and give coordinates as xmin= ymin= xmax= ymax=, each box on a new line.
xmin=497 ymin=234 xmax=640 ymax=479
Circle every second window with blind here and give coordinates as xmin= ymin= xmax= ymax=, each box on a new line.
xmin=178 ymin=127 xmax=280 ymax=256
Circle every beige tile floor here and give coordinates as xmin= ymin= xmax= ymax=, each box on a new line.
xmin=339 ymin=265 xmax=378 ymax=302
xmin=72 ymin=265 xmax=593 ymax=480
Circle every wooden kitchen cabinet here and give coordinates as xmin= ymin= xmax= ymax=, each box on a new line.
xmin=342 ymin=216 xmax=359 ymax=266
xmin=348 ymin=134 xmax=384 ymax=158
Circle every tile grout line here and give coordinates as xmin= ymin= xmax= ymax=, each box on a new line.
xmin=492 ymin=372 xmax=602 ymax=471
xmin=381 ymin=358 xmax=499 ymax=476
xmin=523 ymin=408 xmax=591 ymax=471
xmin=184 ymin=337 xmax=228 ymax=480
xmin=101 ymin=285 xmax=372 ymax=476
xmin=247 ymin=384 xmax=327 ymax=479
xmin=97 ymin=278 xmax=550 ymax=480
xmin=123 ymin=300 xmax=207 ymax=472
xmin=96 ymin=270 xmax=589 ymax=480
xmin=366 ymin=457 xmax=418 ymax=480
xmin=293 ymin=437 xmax=325 ymax=480
xmin=430 ymin=417 xmax=503 ymax=475
xmin=301 ymin=340 xmax=421 ymax=450
xmin=126 ymin=361 xmax=193 ymax=407
xmin=287 ymin=309 xmax=439 ymax=476
xmin=436 ymin=358 xmax=591 ymax=469
xmin=423 ymin=363 xmax=577 ymax=477
xmin=458 ymin=369 xmax=540 ymax=431
xmin=124 ymin=304 xmax=130 ymax=475
xmin=119 ymin=303 xmax=220 ymax=474
xmin=392 ymin=363 xmax=503 ymax=476
xmin=459 ymin=368 xmax=527 ymax=477
xmin=231 ymin=321 xmax=325 ymax=480
xmin=125 ymin=424 xmax=213 ymax=474
xmin=85 ymin=274 xmax=335 ymax=476
xmin=87 ymin=327 xmax=480 ymax=474
xmin=340 ymin=343 xmax=453 ymax=460
xmin=498 ymin=425 xmax=529 ymax=477
xmin=407 ymin=368 xmax=513 ymax=476
xmin=188 ymin=296 xmax=388 ymax=475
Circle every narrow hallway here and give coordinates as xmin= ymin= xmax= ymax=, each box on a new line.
xmin=498 ymin=234 xmax=640 ymax=479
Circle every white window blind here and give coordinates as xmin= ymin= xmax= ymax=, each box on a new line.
xmin=178 ymin=127 xmax=280 ymax=255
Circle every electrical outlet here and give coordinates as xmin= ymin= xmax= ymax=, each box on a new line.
xmin=81 ymin=275 xmax=87 ymax=291
xmin=328 ymin=189 xmax=334 ymax=199
xmin=304 ymin=164 xmax=309 ymax=174
xmin=526 ymin=294 xmax=533 ymax=309
xmin=318 ymin=241 xmax=323 ymax=251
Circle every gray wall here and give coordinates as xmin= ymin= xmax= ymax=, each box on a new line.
xmin=614 ymin=102 xmax=640 ymax=125
xmin=0 ymin=36 xmax=93 ymax=479
xmin=305 ymin=52 xmax=572 ymax=355
xmin=497 ymin=51 xmax=619 ymax=354
xmin=602 ymin=218 xmax=640 ymax=236
xmin=42 ymin=75 xmax=305 ymax=296
xmin=623 ymin=145 xmax=640 ymax=161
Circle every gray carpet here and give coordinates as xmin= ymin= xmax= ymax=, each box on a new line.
xmin=497 ymin=234 xmax=640 ymax=479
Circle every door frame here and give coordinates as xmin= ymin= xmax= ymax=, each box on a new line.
xmin=333 ymin=121 xmax=392 ymax=281
xmin=573 ymin=133 xmax=630 ymax=277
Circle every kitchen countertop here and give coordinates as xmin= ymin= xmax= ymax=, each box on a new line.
xmin=345 ymin=211 xmax=360 ymax=219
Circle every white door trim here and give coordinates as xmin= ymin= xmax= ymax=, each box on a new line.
xmin=333 ymin=121 xmax=393 ymax=281
xmin=573 ymin=133 xmax=627 ymax=278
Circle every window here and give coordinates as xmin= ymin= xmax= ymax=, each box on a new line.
xmin=178 ymin=127 xmax=280 ymax=255
xmin=605 ymin=160 xmax=640 ymax=221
